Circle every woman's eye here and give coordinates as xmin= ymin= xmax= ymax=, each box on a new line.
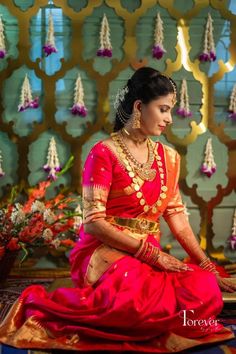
xmin=160 ymin=108 xmax=168 ymax=113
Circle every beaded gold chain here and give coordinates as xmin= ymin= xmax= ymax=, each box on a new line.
xmin=118 ymin=132 xmax=156 ymax=181
xmin=111 ymin=132 xmax=168 ymax=214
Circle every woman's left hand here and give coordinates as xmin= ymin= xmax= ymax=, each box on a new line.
xmin=216 ymin=275 xmax=236 ymax=293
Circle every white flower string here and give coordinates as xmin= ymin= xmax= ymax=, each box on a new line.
xmin=176 ymin=79 xmax=192 ymax=117
xmin=228 ymin=84 xmax=236 ymax=121
xmin=97 ymin=13 xmax=112 ymax=57
xmin=0 ymin=149 xmax=5 ymax=177
xmin=152 ymin=12 xmax=166 ymax=60
xmin=18 ymin=74 xmax=39 ymax=112
xmin=43 ymin=137 xmax=61 ymax=181
xmin=43 ymin=12 xmax=58 ymax=57
xmin=229 ymin=209 xmax=236 ymax=250
xmin=200 ymin=138 xmax=216 ymax=177
xmin=199 ymin=13 xmax=216 ymax=62
xmin=70 ymin=74 xmax=87 ymax=117
xmin=113 ymin=86 xmax=129 ymax=110
xmin=0 ymin=15 xmax=6 ymax=59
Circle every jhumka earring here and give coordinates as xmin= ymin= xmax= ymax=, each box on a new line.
xmin=132 ymin=110 xmax=141 ymax=129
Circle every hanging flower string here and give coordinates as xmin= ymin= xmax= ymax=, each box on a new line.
xmin=43 ymin=137 xmax=62 ymax=181
xmin=176 ymin=79 xmax=192 ymax=117
xmin=228 ymin=84 xmax=236 ymax=121
xmin=18 ymin=74 xmax=39 ymax=112
xmin=200 ymin=138 xmax=216 ymax=178
xmin=70 ymin=74 xmax=87 ymax=117
xmin=97 ymin=14 xmax=112 ymax=58
xmin=152 ymin=12 xmax=166 ymax=60
xmin=43 ymin=13 xmax=58 ymax=57
xmin=0 ymin=15 xmax=6 ymax=59
xmin=0 ymin=150 xmax=5 ymax=177
xmin=229 ymin=209 xmax=236 ymax=250
xmin=199 ymin=13 xmax=216 ymax=62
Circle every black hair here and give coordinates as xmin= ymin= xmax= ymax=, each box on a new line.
xmin=113 ymin=66 xmax=176 ymax=132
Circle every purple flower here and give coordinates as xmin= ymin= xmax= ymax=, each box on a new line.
xmin=176 ymin=108 xmax=192 ymax=118
xmin=199 ymin=52 xmax=209 ymax=62
xmin=228 ymin=111 xmax=236 ymax=121
xmin=55 ymin=166 xmax=62 ymax=172
xmin=48 ymin=173 xmax=57 ymax=181
xmin=0 ymin=50 xmax=6 ymax=59
xmin=209 ymin=51 xmax=216 ymax=61
xmin=43 ymin=44 xmax=58 ymax=57
xmin=0 ymin=172 xmax=5 ymax=177
xmin=152 ymin=45 xmax=166 ymax=60
xmin=200 ymin=164 xmax=216 ymax=178
xmin=70 ymin=104 xmax=87 ymax=117
xmin=96 ymin=48 xmax=112 ymax=58
xmin=29 ymin=97 xmax=39 ymax=109
xmin=43 ymin=164 xmax=51 ymax=172
xmin=230 ymin=235 xmax=236 ymax=250
xmin=18 ymin=105 xmax=27 ymax=112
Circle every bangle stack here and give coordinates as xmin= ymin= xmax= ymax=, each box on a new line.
xmin=199 ymin=257 xmax=219 ymax=275
xmin=134 ymin=239 xmax=161 ymax=266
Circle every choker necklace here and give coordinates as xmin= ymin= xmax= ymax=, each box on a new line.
xmin=122 ymin=128 xmax=148 ymax=144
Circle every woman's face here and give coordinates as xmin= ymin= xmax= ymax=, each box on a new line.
xmin=138 ymin=93 xmax=175 ymax=136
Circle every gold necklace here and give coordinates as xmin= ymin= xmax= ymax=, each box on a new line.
xmin=118 ymin=131 xmax=156 ymax=181
xmin=111 ymin=132 xmax=168 ymax=214
xmin=122 ymin=128 xmax=148 ymax=144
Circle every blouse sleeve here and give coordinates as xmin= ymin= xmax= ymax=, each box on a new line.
xmin=82 ymin=142 xmax=112 ymax=224
xmin=163 ymin=151 xmax=185 ymax=221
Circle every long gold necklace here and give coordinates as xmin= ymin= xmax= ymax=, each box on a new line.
xmin=111 ymin=132 xmax=168 ymax=214
xmin=117 ymin=131 xmax=156 ymax=181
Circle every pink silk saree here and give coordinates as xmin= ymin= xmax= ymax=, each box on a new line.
xmin=0 ymin=140 xmax=234 ymax=352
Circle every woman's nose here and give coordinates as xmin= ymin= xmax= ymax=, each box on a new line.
xmin=165 ymin=113 xmax=173 ymax=125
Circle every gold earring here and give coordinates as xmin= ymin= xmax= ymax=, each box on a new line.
xmin=132 ymin=110 xmax=141 ymax=129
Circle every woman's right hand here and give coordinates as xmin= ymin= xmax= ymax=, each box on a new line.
xmin=155 ymin=251 xmax=193 ymax=272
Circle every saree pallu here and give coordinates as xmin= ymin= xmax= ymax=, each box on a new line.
xmin=0 ymin=140 xmax=234 ymax=352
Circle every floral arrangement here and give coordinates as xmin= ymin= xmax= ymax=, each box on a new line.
xmin=43 ymin=137 xmax=62 ymax=180
xmin=152 ymin=12 xmax=166 ymax=60
xmin=43 ymin=13 xmax=58 ymax=57
xmin=0 ymin=174 xmax=82 ymax=264
xmin=200 ymin=138 xmax=216 ymax=178
xmin=176 ymin=79 xmax=192 ymax=118
xmin=0 ymin=149 xmax=5 ymax=177
xmin=229 ymin=209 xmax=236 ymax=250
xmin=70 ymin=74 xmax=88 ymax=117
xmin=97 ymin=14 xmax=112 ymax=57
xmin=199 ymin=13 xmax=216 ymax=62
xmin=18 ymin=74 xmax=39 ymax=112
xmin=228 ymin=84 xmax=236 ymax=121
xmin=0 ymin=15 xmax=6 ymax=59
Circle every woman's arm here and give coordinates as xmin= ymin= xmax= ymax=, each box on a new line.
xmin=166 ymin=212 xmax=206 ymax=263
xmin=84 ymin=219 xmax=140 ymax=254
xmin=167 ymin=212 xmax=236 ymax=292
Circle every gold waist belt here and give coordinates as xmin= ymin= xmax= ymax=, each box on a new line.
xmin=106 ymin=216 xmax=160 ymax=234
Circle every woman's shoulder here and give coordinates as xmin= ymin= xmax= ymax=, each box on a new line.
xmin=161 ymin=143 xmax=180 ymax=164
xmin=88 ymin=138 xmax=116 ymax=159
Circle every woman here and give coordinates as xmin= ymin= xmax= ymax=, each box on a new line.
xmin=0 ymin=67 xmax=235 ymax=352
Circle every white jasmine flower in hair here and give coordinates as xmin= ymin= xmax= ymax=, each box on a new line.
xmin=113 ymin=86 xmax=129 ymax=110
xmin=43 ymin=209 xmax=56 ymax=224
xmin=31 ymin=200 xmax=46 ymax=213
xmin=10 ymin=203 xmax=25 ymax=224
xmin=42 ymin=228 xmax=53 ymax=241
